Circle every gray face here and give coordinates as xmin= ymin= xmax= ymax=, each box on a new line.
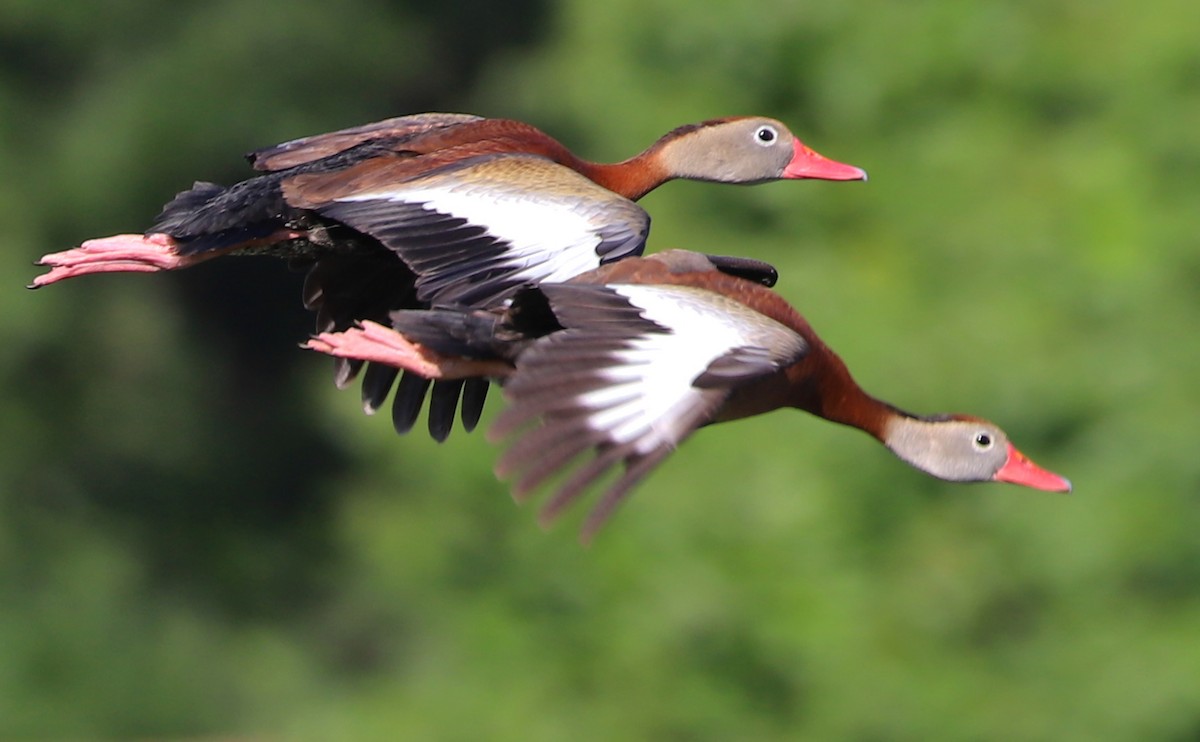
xmin=885 ymin=418 xmax=1012 ymax=483
xmin=661 ymin=117 xmax=796 ymax=184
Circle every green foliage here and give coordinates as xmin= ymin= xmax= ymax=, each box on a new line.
xmin=3 ymin=0 xmax=1198 ymax=739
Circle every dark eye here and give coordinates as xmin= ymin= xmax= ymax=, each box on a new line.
xmin=974 ymin=432 xmax=993 ymax=450
xmin=755 ymin=125 xmax=777 ymax=145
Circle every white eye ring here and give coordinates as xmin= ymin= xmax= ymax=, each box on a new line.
xmin=973 ymin=432 xmax=994 ymax=451
xmin=754 ymin=125 xmax=778 ymax=146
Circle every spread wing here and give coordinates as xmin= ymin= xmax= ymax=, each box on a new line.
xmin=247 ymin=113 xmax=485 ymax=171
xmin=491 ymin=283 xmax=809 ymax=540
xmin=294 ymin=154 xmax=650 ymax=307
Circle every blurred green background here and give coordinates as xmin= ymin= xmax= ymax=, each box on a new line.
xmin=3 ymin=1 xmax=1198 ymax=739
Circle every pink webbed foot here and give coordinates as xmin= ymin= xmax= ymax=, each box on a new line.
xmin=305 ymin=321 xmax=510 ymax=380
xmin=29 ymin=233 xmax=189 ymax=288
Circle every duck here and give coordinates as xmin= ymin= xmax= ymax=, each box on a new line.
xmin=30 ymin=112 xmax=866 ymax=440
xmin=305 ymin=249 xmax=1072 ymax=542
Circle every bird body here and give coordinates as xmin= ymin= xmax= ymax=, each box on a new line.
xmin=33 ymin=113 xmax=865 ymax=299
xmin=307 ymin=250 xmax=1071 ymax=541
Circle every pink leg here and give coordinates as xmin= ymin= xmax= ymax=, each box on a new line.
xmin=29 ymin=233 xmax=192 ymax=288
xmin=305 ymin=321 xmax=510 ymax=380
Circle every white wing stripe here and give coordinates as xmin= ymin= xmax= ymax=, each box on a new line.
xmin=554 ymin=285 xmax=768 ymax=454
xmin=337 ymin=183 xmax=605 ymax=283
xmin=576 ymin=383 xmax=642 ymax=410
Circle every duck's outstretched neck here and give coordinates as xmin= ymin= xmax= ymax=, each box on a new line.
xmin=783 ymin=344 xmax=900 ymax=442
xmin=575 ymin=152 xmax=671 ymax=202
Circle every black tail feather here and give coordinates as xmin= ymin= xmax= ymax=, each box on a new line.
xmin=427 ymin=380 xmax=465 ymax=442
xmin=392 ymin=372 xmax=431 ymax=434
xmin=361 ymin=363 xmax=399 ymax=414
xmin=149 ymin=175 xmax=289 ymax=255
xmin=460 ymin=378 xmax=490 ymax=432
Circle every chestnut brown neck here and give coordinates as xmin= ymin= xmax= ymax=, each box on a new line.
xmin=671 ymin=272 xmax=903 ymax=441
xmin=465 ymin=123 xmax=671 ymax=201
xmin=562 ymin=125 xmax=693 ymax=200
xmin=450 ymin=119 xmax=677 ymax=201
xmin=750 ymin=292 xmax=901 ymax=441
xmin=724 ymin=284 xmax=899 ymax=440
xmin=574 ymin=153 xmax=672 ymax=202
xmin=780 ymin=348 xmax=900 ymax=442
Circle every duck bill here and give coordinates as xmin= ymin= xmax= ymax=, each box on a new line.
xmin=782 ymin=139 xmax=868 ymax=181
xmin=993 ymin=442 xmax=1072 ymax=492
